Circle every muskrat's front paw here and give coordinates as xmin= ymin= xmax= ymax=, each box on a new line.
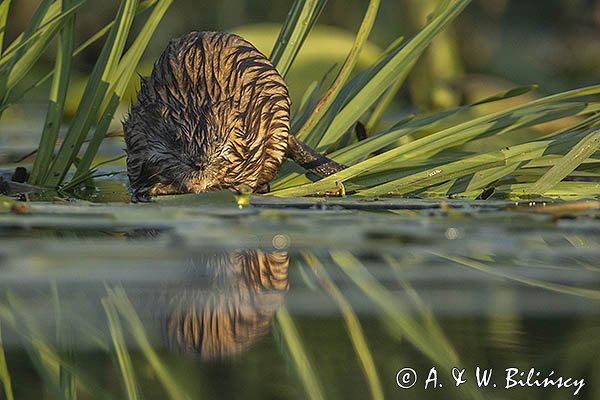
xmin=131 ymin=190 xmax=152 ymax=203
xmin=230 ymin=183 xmax=254 ymax=196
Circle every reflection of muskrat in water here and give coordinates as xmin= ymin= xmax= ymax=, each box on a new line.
xmin=124 ymin=31 xmax=345 ymax=202
xmin=162 ymin=249 xmax=289 ymax=359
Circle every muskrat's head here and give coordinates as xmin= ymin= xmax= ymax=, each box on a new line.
xmin=124 ymin=31 xmax=291 ymax=202
xmin=124 ymin=78 xmax=241 ymax=201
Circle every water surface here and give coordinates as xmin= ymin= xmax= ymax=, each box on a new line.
xmin=0 ymin=191 xmax=599 ymax=399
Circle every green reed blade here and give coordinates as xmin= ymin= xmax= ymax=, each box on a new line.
xmin=75 ymin=0 xmax=173 ymax=180
xmin=50 ymin=285 xmax=75 ymax=400
xmin=303 ymin=253 xmax=384 ymax=400
xmin=5 ymin=293 xmax=64 ymax=397
xmin=456 ymin=162 xmax=520 ymax=197
xmin=527 ymin=128 xmax=600 ymax=195
xmin=101 ymin=1 xmax=138 ymax=82
xmin=295 ymin=0 xmax=380 ymax=146
xmin=357 ymin=122 xmax=595 ymax=196
xmin=0 ymin=0 xmax=51 ymax=103
xmin=472 ymin=84 xmax=539 ymax=106
xmin=499 ymin=182 xmax=600 ymax=200
xmin=1 ymin=292 xmax=109 ymax=399
xmin=292 ymin=63 xmax=337 ymax=131
xmin=30 ymin=0 xmax=76 ymax=185
xmin=435 ymin=253 xmax=600 ymax=300
xmin=1 ymin=1 xmax=85 ymax=101
xmin=331 ymin=250 xmax=459 ymax=365
xmin=0 ymin=0 xmax=83 ymax=69
xmin=314 ymin=0 xmax=471 ymax=152
xmin=334 ymin=92 xmax=597 ymax=168
xmin=0 ymin=0 xmax=157 ymax=112
xmin=0 ymin=0 xmax=51 ymax=64
xmin=107 ymin=286 xmax=192 ymax=400
xmin=364 ymin=62 xmax=406 ymax=134
xmin=384 ymin=254 xmax=457 ymax=362
xmin=270 ymin=0 xmax=327 ymax=77
xmin=272 ymin=83 xmax=545 ymax=191
xmin=331 ymin=251 xmax=484 ymax=400
xmin=102 ymin=298 xmax=141 ymax=400
xmin=45 ymin=0 xmax=138 ymax=187
xmin=275 ymin=307 xmax=326 ymax=400
xmin=72 ymin=93 xmax=120 ymax=182
xmin=357 ymin=139 xmax=556 ymax=196
xmin=271 ymin=87 xmax=600 ymax=196
xmin=0 ymin=0 xmax=11 ymax=57
xmin=294 ymin=80 xmax=319 ymax=121
xmin=0 ymin=323 xmax=14 ymax=400
xmin=107 ymin=0 xmax=172 ymax=99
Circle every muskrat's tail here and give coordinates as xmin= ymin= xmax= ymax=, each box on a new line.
xmin=286 ymin=135 xmax=347 ymax=178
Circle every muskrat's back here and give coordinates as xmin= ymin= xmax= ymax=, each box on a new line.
xmin=124 ymin=31 xmax=290 ymax=202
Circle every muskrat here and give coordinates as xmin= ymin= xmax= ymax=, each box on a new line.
xmin=124 ymin=31 xmax=345 ymax=202
xmin=162 ymin=249 xmax=289 ymax=359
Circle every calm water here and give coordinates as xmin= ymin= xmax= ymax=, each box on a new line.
xmin=0 ymin=187 xmax=598 ymax=399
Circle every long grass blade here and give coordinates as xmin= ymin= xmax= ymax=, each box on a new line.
xmin=384 ymin=255 xmax=457 ymax=360
xmin=75 ymin=0 xmax=173 ymax=180
xmin=30 ymin=0 xmax=76 ymax=185
xmin=295 ymin=0 xmax=380 ymax=144
xmin=272 ymin=68 xmax=543 ymax=192
xmin=314 ymin=0 xmax=471 ymax=152
xmin=275 ymin=307 xmax=326 ymax=400
xmin=0 ymin=0 xmax=11 ymax=56
xmin=364 ymin=64 xmax=406 ymax=134
xmin=303 ymin=253 xmax=384 ymax=400
xmin=1 ymin=293 xmax=108 ymax=399
xmin=45 ymin=0 xmax=138 ymax=187
xmin=291 ymin=63 xmax=337 ymax=131
xmin=495 ymin=182 xmax=600 ymax=200
xmin=1 ymin=0 xmax=51 ymax=62
xmin=2 ymin=1 xmax=85 ymax=99
xmin=357 ymin=139 xmax=556 ymax=196
xmin=106 ymin=286 xmax=191 ymax=400
xmin=270 ymin=86 xmax=600 ymax=196
xmin=331 ymin=251 xmax=484 ymax=400
xmin=51 ymin=285 xmax=76 ymax=400
xmin=333 ymin=89 xmax=596 ymax=168
xmin=331 ymin=251 xmax=459 ymax=365
xmin=0 ymin=0 xmax=83 ymax=69
xmin=527 ymin=127 xmax=600 ymax=195
xmin=434 ymin=253 xmax=600 ymax=300
xmin=270 ymin=0 xmax=327 ymax=77
xmin=0 ymin=0 xmax=51 ymax=103
xmin=102 ymin=297 xmax=141 ymax=400
xmin=0 ymin=1 xmax=157 ymax=111
xmin=0 ymin=322 xmax=14 ymax=400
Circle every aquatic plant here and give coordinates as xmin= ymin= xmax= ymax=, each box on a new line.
xmin=1 ymin=0 xmax=598 ymax=199
xmin=0 ymin=0 xmax=172 ymax=188
xmin=268 ymin=0 xmax=600 ymax=199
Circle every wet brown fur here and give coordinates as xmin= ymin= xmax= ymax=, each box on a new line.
xmin=124 ymin=31 xmax=344 ymax=202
